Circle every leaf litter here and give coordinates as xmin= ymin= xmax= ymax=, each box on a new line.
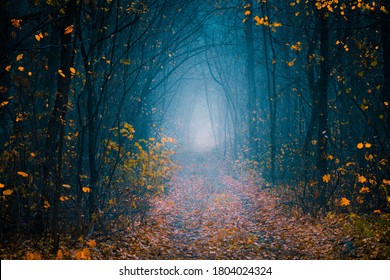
xmin=1 ymin=150 xmax=388 ymax=259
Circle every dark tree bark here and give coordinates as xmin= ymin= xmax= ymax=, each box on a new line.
xmin=380 ymin=1 xmax=390 ymax=154
xmin=244 ymin=0 xmax=257 ymax=157
xmin=317 ymin=9 xmax=329 ymax=178
xmin=44 ymin=0 xmax=77 ymax=251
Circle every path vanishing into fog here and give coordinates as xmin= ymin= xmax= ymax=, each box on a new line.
xmin=107 ymin=150 xmax=345 ymax=259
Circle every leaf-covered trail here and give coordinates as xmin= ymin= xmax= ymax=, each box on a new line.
xmin=108 ymin=151 xmax=344 ymax=259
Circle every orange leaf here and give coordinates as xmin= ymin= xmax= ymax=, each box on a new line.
xmin=17 ymin=171 xmax=28 ymax=177
xmin=322 ymin=174 xmax=331 ymax=183
xmin=34 ymin=33 xmax=43 ymax=41
xmin=58 ymin=69 xmax=66 ymax=78
xmin=26 ymin=251 xmax=41 ymax=260
xmin=0 ymin=101 xmax=8 ymax=107
xmin=86 ymin=239 xmax=96 ymax=248
xmin=64 ymin=25 xmax=73 ymax=35
xmin=357 ymin=143 xmax=364 ymax=149
xmin=3 ymin=189 xmax=13 ymax=196
xmin=56 ymin=249 xmax=64 ymax=260
xmin=339 ymin=197 xmax=350 ymax=207
xmin=82 ymin=187 xmax=91 ymax=193
xmin=359 ymin=187 xmax=370 ymax=193
xmin=16 ymin=54 xmax=24 ymax=61
xmin=358 ymin=175 xmax=367 ymax=183
xmin=74 ymin=248 xmax=91 ymax=260
xmin=0 ymin=183 xmax=4 ymax=188
xmin=5 ymin=65 xmax=11 ymax=71
xmin=11 ymin=19 xmax=22 ymax=28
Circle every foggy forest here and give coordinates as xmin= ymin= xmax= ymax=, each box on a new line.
xmin=0 ymin=0 xmax=389 ymax=260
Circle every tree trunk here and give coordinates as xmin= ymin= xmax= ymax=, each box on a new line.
xmin=381 ymin=1 xmax=390 ymax=154
xmin=316 ymin=8 xmax=329 ymax=206
xmin=44 ymin=0 xmax=77 ymax=252
xmin=244 ymin=0 xmax=257 ymax=157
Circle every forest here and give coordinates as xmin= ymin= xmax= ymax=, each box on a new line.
xmin=0 ymin=0 xmax=389 ymax=260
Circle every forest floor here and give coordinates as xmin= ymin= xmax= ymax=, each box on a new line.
xmin=94 ymin=150 xmax=369 ymax=260
xmin=1 ymin=150 xmax=389 ymax=260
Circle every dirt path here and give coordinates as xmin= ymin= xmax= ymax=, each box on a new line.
xmin=111 ymin=150 xmax=344 ymax=259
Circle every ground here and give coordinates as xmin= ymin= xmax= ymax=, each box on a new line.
xmin=97 ymin=150 xmax=347 ymax=259
xmin=1 ymin=150 xmax=389 ymax=260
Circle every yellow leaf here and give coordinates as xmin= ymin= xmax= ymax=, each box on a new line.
xmin=64 ymin=25 xmax=73 ymax=35
xmin=340 ymin=197 xmax=350 ymax=207
xmin=371 ymin=60 xmax=378 ymax=67
xmin=0 ymin=183 xmax=4 ymax=188
xmin=44 ymin=200 xmax=50 ymax=208
xmin=58 ymin=69 xmax=65 ymax=78
xmin=16 ymin=54 xmax=24 ymax=61
xmin=28 ymin=71 xmax=32 ymax=76
xmin=244 ymin=10 xmax=251 ymax=16
xmin=365 ymin=154 xmax=374 ymax=161
xmin=3 ymin=189 xmax=13 ymax=196
xmin=272 ymin=22 xmax=282 ymax=27
xmin=290 ymin=42 xmax=301 ymax=51
xmin=322 ymin=174 xmax=331 ymax=183
xmin=119 ymin=59 xmax=131 ymax=65
xmin=357 ymin=143 xmax=364 ymax=149
xmin=17 ymin=171 xmax=28 ymax=177
xmin=86 ymin=239 xmax=96 ymax=248
xmin=82 ymin=187 xmax=91 ymax=193
xmin=287 ymin=58 xmax=296 ymax=67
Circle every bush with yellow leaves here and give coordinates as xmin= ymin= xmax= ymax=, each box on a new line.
xmin=102 ymin=123 xmax=179 ymax=228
